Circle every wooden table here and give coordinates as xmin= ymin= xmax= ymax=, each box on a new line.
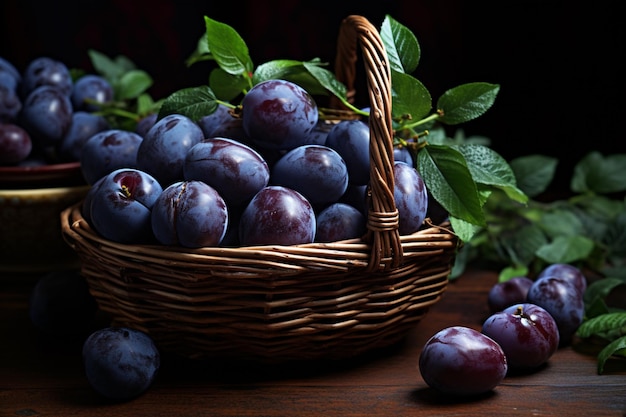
xmin=2 ymin=268 xmax=625 ymax=416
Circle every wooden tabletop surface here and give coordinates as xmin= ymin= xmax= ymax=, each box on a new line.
xmin=1 ymin=267 xmax=625 ymax=417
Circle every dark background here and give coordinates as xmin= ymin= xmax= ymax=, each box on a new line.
xmin=2 ymin=1 xmax=624 ymax=192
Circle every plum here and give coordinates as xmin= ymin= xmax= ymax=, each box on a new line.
xmin=419 ymin=326 xmax=507 ymax=396
xmin=83 ymin=327 xmax=160 ymax=400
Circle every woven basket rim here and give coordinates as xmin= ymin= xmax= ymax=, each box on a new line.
xmin=62 ymin=201 xmax=458 ymax=276
xmin=62 ymin=202 xmax=456 ymax=252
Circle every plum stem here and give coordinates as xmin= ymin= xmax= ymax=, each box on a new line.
xmin=514 ymin=305 xmax=536 ymax=325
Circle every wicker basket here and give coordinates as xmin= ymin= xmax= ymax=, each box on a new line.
xmin=60 ymin=15 xmax=459 ymax=362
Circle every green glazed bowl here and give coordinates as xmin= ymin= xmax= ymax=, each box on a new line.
xmin=0 ymin=161 xmax=90 ymax=274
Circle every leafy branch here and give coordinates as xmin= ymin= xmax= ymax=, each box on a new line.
xmin=454 ymin=151 xmax=626 ymax=278
xmin=158 ymin=14 xmax=527 ymax=243
xmin=72 ymin=49 xmax=162 ymax=131
xmin=452 ymin=150 xmax=626 ymax=373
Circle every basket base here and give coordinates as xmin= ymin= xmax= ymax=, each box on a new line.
xmin=112 ymin=308 xmax=432 ymax=363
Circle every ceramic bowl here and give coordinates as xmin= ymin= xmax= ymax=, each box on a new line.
xmin=0 ymin=161 xmax=90 ymax=274
xmin=0 ymin=161 xmax=85 ymax=189
xmin=0 ymin=184 xmax=91 ymax=273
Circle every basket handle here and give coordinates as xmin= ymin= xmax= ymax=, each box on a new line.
xmin=333 ymin=15 xmax=402 ymax=271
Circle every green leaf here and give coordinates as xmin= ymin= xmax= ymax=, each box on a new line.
xmin=606 ymin=212 xmax=626 ymax=260
xmin=535 ymin=235 xmax=595 ymax=264
xmin=251 ymin=59 xmax=346 ymax=99
xmin=586 ymin=296 xmax=611 ymax=319
xmin=539 ymin=209 xmax=585 ymax=238
xmin=158 ymin=85 xmax=218 ymax=121
xmin=391 ymin=70 xmax=431 ymax=121
xmin=185 ymin=34 xmax=212 ymax=67
xmin=596 ymin=336 xmax=626 ymax=374
xmin=88 ymin=49 xmax=139 ymax=85
xmin=209 ymin=67 xmax=247 ymax=101
xmin=380 ymin=15 xmax=420 ymax=74
xmin=571 ymin=152 xmax=626 ymax=194
xmin=578 ymin=312 xmax=626 ymax=374
xmin=499 ymin=223 xmax=549 ymax=267
xmin=254 ymin=60 xmax=325 ymax=95
xmin=454 ymin=144 xmax=527 ymax=204
xmin=303 ymin=62 xmax=347 ymax=100
xmin=115 ymin=70 xmax=153 ymax=100
xmin=419 ymin=125 xmax=447 ymax=145
xmin=113 ymin=55 xmax=139 ymax=74
xmin=253 ymin=59 xmax=306 ymax=84
xmin=584 ymin=278 xmax=626 ymax=309
xmin=571 ymin=193 xmax=625 ymax=222
xmin=499 ymin=265 xmax=529 ymax=282
xmin=567 ymin=195 xmax=624 ymax=245
xmin=510 ymin=155 xmax=558 ymax=197
xmin=449 ymin=241 xmax=471 ymax=279
xmin=577 ymin=312 xmax=626 ymax=337
xmin=418 ymin=145 xmax=485 ymax=227
xmin=204 ymin=16 xmax=254 ymax=78
xmin=88 ymin=49 xmax=124 ymax=80
xmin=438 ymin=82 xmax=500 ymax=125
xmin=135 ymin=93 xmax=158 ymax=116
xmin=449 ymin=216 xmax=483 ymax=243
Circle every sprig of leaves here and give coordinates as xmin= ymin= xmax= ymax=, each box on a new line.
xmin=158 ymin=14 xmax=527 ymax=242
xmin=163 ymin=16 xmax=348 ymax=117
xmin=454 ymin=151 xmax=626 ymax=277
xmin=577 ymin=313 xmax=626 ymax=374
xmin=72 ymin=49 xmax=161 ymax=131
xmin=381 ymin=15 xmax=527 ymax=241
xmin=578 ymin=253 xmax=626 ymax=374
xmin=453 ymin=150 xmax=626 ymax=373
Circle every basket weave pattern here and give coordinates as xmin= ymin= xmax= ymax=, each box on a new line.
xmin=61 ymin=15 xmax=459 ymax=361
